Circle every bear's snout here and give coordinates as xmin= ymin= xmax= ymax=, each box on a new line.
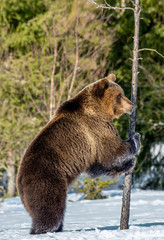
xmin=122 ymin=96 xmax=133 ymax=114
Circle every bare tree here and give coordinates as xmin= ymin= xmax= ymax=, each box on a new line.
xmin=0 ymin=147 xmax=16 ymax=197
xmin=7 ymin=151 xmax=16 ymax=197
xmin=68 ymin=17 xmax=79 ymax=100
xmin=50 ymin=17 xmax=58 ymax=120
xmin=120 ymin=0 xmax=141 ymax=229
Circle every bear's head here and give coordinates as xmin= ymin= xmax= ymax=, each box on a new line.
xmin=87 ymin=74 xmax=133 ymax=119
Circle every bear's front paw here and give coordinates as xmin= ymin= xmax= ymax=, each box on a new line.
xmin=124 ymin=157 xmax=136 ymax=173
xmin=134 ymin=132 xmax=141 ymax=141
xmin=114 ymin=157 xmax=136 ymax=175
xmin=132 ymin=133 xmax=141 ymax=154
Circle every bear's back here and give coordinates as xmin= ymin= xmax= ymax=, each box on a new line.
xmin=20 ymin=114 xmax=97 ymax=182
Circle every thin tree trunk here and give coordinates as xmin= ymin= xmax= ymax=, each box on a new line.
xmin=50 ymin=18 xmax=58 ymax=120
xmin=68 ymin=17 xmax=79 ymax=100
xmin=120 ymin=0 xmax=141 ymax=230
xmin=7 ymin=151 xmax=16 ymax=197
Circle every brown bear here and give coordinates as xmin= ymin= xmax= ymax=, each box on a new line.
xmin=17 ymin=74 xmax=140 ymax=235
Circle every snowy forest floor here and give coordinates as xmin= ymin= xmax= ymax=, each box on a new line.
xmin=0 ymin=190 xmax=164 ymax=240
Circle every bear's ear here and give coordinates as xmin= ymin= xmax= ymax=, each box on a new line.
xmin=106 ymin=73 xmax=116 ymax=82
xmin=93 ymin=78 xmax=109 ymax=98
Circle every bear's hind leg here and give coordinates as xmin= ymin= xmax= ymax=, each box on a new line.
xmin=55 ymin=222 xmax=63 ymax=232
xmin=30 ymin=212 xmax=64 ymax=235
xmin=23 ymin=178 xmax=67 ymax=235
xmin=30 ymin=206 xmax=65 ymax=234
xmin=30 ymin=190 xmax=66 ymax=235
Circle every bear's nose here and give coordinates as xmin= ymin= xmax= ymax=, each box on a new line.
xmin=126 ymin=104 xmax=133 ymax=114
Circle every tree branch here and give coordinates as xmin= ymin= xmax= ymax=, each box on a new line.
xmin=130 ymin=0 xmax=142 ymax=12
xmin=27 ymin=89 xmax=48 ymax=122
xmin=50 ymin=17 xmax=58 ymax=119
xmin=68 ymin=17 xmax=79 ymax=99
xmin=138 ymin=48 xmax=164 ymax=59
xmin=88 ymin=0 xmax=134 ymax=11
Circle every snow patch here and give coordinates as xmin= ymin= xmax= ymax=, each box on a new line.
xmin=1 ymin=190 xmax=164 ymax=239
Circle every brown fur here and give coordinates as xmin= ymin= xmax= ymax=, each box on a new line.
xmin=17 ymin=74 xmax=140 ymax=234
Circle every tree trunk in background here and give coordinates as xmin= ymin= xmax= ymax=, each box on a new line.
xmin=49 ymin=18 xmax=58 ymax=120
xmin=7 ymin=151 xmax=16 ymax=197
xmin=120 ymin=0 xmax=141 ymax=230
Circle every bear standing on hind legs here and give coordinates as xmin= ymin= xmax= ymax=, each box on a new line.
xmin=17 ymin=73 xmax=140 ymax=234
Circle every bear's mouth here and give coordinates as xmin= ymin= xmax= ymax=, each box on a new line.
xmin=125 ymin=107 xmax=133 ymax=115
xmin=122 ymin=97 xmax=133 ymax=115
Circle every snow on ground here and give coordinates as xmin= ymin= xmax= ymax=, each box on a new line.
xmin=0 ymin=189 xmax=164 ymax=240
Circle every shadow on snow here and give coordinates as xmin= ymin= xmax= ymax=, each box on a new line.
xmin=65 ymin=222 xmax=164 ymax=232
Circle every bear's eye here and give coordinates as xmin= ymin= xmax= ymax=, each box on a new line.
xmin=117 ymin=94 xmax=122 ymax=100
xmin=104 ymin=82 xmax=109 ymax=90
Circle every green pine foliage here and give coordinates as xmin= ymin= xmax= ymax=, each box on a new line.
xmin=75 ymin=177 xmax=118 ymax=200
xmin=0 ymin=0 xmax=163 ymax=190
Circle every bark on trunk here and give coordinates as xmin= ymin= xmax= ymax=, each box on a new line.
xmin=49 ymin=18 xmax=57 ymax=120
xmin=120 ymin=0 xmax=141 ymax=230
xmin=7 ymin=156 xmax=16 ymax=198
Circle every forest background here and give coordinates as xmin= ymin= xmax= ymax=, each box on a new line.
xmin=0 ymin=0 xmax=163 ymax=197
